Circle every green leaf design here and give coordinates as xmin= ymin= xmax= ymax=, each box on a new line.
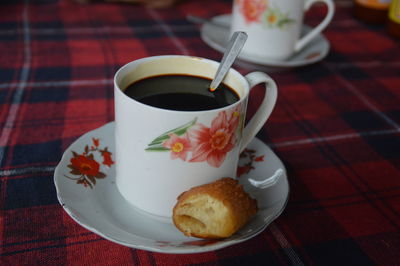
xmin=145 ymin=118 xmax=197 ymax=150
xmin=277 ymin=18 xmax=295 ymax=28
xmin=145 ymin=146 xmax=170 ymax=152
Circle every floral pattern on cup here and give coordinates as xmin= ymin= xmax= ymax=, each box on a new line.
xmin=65 ymin=138 xmax=115 ymax=188
xmin=236 ymin=0 xmax=295 ymax=29
xmin=146 ymin=106 xmax=244 ymax=168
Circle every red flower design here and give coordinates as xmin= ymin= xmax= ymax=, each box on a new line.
xmin=92 ymin=138 xmax=100 ymax=147
xmin=163 ymin=133 xmax=192 ymax=161
xmin=237 ymin=149 xmax=264 ymax=177
xmin=70 ymin=155 xmax=100 ymax=176
xmin=101 ymin=150 xmax=115 ymax=167
xmin=240 ymin=0 xmax=268 ymax=24
xmin=226 ymin=105 xmax=241 ymax=133
xmin=190 ymin=111 xmax=237 ymax=167
xmin=66 ymin=138 xmax=112 ymax=188
xmin=237 ymin=165 xmax=253 ymax=177
xmin=255 ymin=155 xmax=265 ymax=162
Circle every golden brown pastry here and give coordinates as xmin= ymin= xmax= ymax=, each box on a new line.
xmin=172 ymin=178 xmax=258 ymax=239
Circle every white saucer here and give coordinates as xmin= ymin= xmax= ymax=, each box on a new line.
xmin=54 ymin=122 xmax=289 ymax=254
xmin=201 ymin=14 xmax=330 ymax=68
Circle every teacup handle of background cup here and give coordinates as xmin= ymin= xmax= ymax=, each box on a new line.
xmin=240 ymin=72 xmax=277 ymax=153
xmin=294 ymin=0 xmax=335 ymax=53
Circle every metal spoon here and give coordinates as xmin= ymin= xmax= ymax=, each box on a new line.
xmin=209 ymin=31 xmax=247 ymax=92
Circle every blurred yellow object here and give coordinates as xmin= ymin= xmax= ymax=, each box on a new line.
xmin=354 ymin=0 xmax=392 ymax=23
xmin=387 ymin=0 xmax=400 ymax=38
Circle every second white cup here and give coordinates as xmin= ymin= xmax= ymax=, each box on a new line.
xmin=230 ymin=0 xmax=334 ymax=60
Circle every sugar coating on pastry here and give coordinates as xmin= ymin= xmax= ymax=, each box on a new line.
xmin=172 ymin=177 xmax=258 ymax=239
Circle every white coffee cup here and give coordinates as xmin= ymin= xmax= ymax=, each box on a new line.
xmin=230 ymin=0 xmax=335 ymax=60
xmin=114 ymin=55 xmax=277 ymax=221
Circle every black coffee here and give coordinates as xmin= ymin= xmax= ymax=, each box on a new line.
xmin=123 ymin=74 xmax=239 ymax=111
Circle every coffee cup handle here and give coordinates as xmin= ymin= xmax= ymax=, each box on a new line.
xmin=294 ymin=0 xmax=335 ymax=52
xmin=240 ymin=72 xmax=278 ymax=153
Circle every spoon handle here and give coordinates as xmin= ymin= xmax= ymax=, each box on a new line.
xmin=210 ymin=31 xmax=248 ymax=92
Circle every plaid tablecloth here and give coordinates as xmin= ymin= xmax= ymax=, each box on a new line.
xmin=1 ymin=0 xmax=399 ymax=265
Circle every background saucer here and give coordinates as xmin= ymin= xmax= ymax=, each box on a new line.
xmin=201 ymin=14 xmax=330 ymax=68
xmin=54 ymin=122 xmax=289 ymax=254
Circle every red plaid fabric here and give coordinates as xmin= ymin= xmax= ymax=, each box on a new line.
xmin=1 ymin=0 xmax=399 ymax=265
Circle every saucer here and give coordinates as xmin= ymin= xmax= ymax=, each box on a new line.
xmin=54 ymin=122 xmax=289 ymax=254
xmin=200 ymin=14 xmax=330 ymax=68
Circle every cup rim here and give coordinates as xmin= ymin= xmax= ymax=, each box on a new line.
xmin=114 ymin=55 xmax=249 ymax=114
